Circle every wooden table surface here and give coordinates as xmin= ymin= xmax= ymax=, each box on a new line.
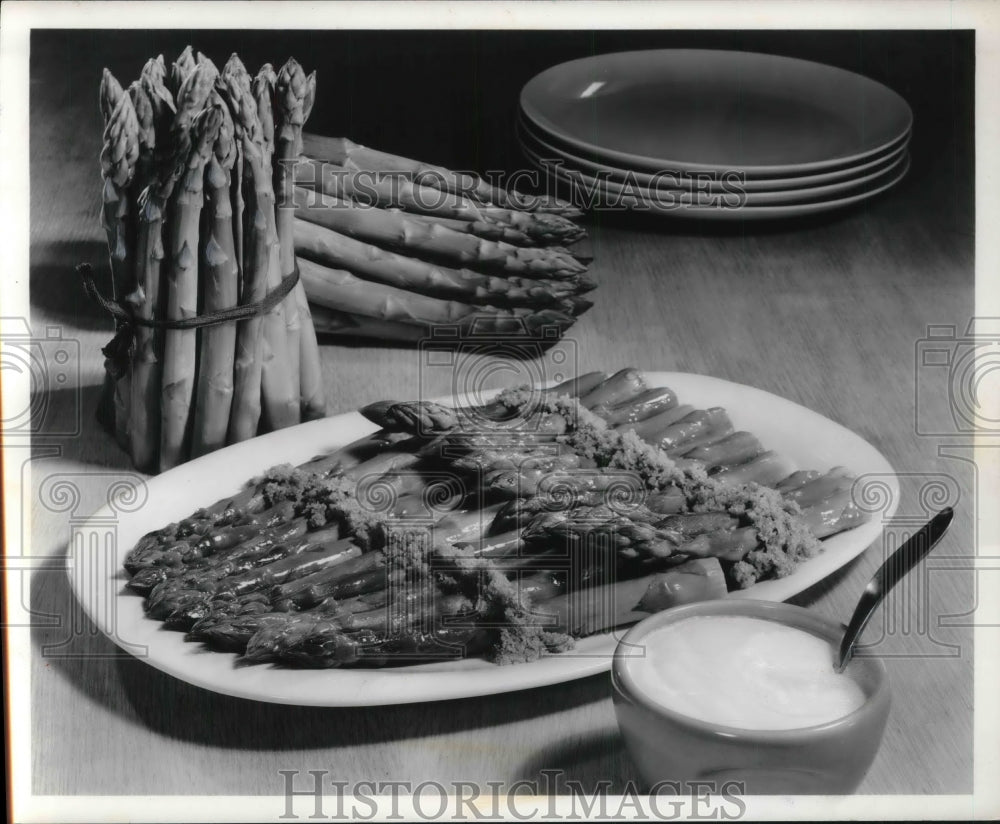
xmin=23 ymin=29 xmax=977 ymax=800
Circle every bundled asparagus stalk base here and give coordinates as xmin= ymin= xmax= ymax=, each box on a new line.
xmin=291 ymin=131 xmax=594 ymax=343
xmin=123 ymin=369 xmax=868 ymax=668
xmin=95 ymin=48 xmax=328 ymax=473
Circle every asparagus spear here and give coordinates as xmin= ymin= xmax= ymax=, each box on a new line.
xmin=159 ymin=60 xmax=222 ymax=471
xmin=654 ymin=407 xmax=728 ymax=449
xmin=301 ymin=131 xmax=582 ymax=217
xmin=251 ymin=65 xmax=300 ymax=433
xmin=190 ymin=96 xmax=239 ymax=458
xmin=170 ymin=45 xmax=196 ymax=97
xmin=117 ymin=80 xmax=156 ymax=452
xmin=273 ymin=61 xmax=304 ymax=406
xmin=402 ymin=210 xmax=541 ymax=247
xmin=799 ymin=489 xmax=867 ymax=539
xmin=298 ymin=256 xmax=574 ymax=336
xmin=222 ymin=56 xmax=246 ymax=297
xmin=98 ymin=70 xmax=139 ymax=450
xmin=256 ymin=600 xmax=485 ymax=667
xmin=714 ymin=450 xmax=796 ymax=487
xmin=604 ymin=387 xmax=677 ymax=426
xmin=219 ymin=58 xmax=268 ymax=442
xmin=627 ymin=404 xmax=696 ymax=443
xmin=124 ymin=433 xmax=423 ymax=573
xmin=127 ymin=56 xmax=203 ymax=472
xmin=360 ymin=370 xmax=605 ymax=430
xmin=579 ymin=367 xmax=647 ymax=410
xmin=296 ymin=158 xmax=586 ymax=244
xmin=150 ymin=526 xmax=354 ymax=625
xmin=293 ymin=187 xmax=588 ymax=279
xmin=293 ymin=218 xmax=587 ymax=309
xmin=275 ymin=61 xmax=326 ymax=421
xmin=775 ymin=469 xmax=822 ymax=493
xmin=136 ymin=56 xmax=176 ymax=145
xmin=127 ymin=79 xmax=157 ymax=194
xmin=781 ymin=467 xmax=855 ymax=508
xmin=126 ymin=60 xmax=176 ymax=466
xmin=681 ymin=430 xmax=762 ymax=471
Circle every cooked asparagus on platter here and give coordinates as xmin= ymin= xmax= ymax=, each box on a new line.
xmin=123 ymin=369 xmax=868 ymax=668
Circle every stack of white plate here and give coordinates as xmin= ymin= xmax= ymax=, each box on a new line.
xmin=518 ymin=50 xmax=913 ymax=221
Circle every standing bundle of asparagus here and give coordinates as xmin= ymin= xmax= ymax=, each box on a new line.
xmin=94 ymin=48 xmax=328 ymax=473
xmin=291 ymin=127 xmax=596 ymax=342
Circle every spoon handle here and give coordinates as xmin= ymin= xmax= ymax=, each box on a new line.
xmin=835 ymin=506 xmax=954 ymax=672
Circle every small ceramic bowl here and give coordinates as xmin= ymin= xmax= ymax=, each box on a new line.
xmin=611 ymin=599 xmax=891 ymax=795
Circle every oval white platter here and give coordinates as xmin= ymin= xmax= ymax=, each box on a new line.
xmin=70 ymin=372 xmax=898 ymax=706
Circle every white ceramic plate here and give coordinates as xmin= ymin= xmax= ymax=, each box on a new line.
xmin=520 ymin=138 xmax=910 ymax=207
xmin=71 ymin=373 xmax=897 ymax=706
xmin=517 ymin=112 xmax=912 ymax=193
xmin=520 ymin=49 xmax=913 ymax=175
xmin=540 ymin=153 xmax=911 ymax=221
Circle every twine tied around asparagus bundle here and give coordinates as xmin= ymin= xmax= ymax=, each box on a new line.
xmin=77 ymin=261 xmax=300 ymax=379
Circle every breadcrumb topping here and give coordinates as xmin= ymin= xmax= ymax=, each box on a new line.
xmin=547 ymin=394 xmax=821 ymax=588
xmin=254 ymin=465 xmax=385 ymax=549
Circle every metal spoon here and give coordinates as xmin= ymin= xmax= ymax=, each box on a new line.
xmin=835 ymin=506 xmax=954 ymax=673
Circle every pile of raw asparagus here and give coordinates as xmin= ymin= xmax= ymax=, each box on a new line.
xmin=98 ymin=47 xmax=325 ymax=473
xmin=290 ymin=135 xmax=594 ymax=342
xmin=123 ymin=369 xmax=867 ymax=668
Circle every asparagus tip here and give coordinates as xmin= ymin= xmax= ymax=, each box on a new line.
xmin=302 ymin=71 xmax=317 ymax=122
xmin=223 ymin=52 xmax=247 ymax=75
xmin=99 ymin=68 xmax=123 ymax=123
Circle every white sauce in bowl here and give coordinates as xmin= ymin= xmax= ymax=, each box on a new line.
xmin=629 ymin=615 xmax=866 ymax=730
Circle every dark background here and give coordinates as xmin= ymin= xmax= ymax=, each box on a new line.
xmin=31 ymin=28 xmax=973 ymax=226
